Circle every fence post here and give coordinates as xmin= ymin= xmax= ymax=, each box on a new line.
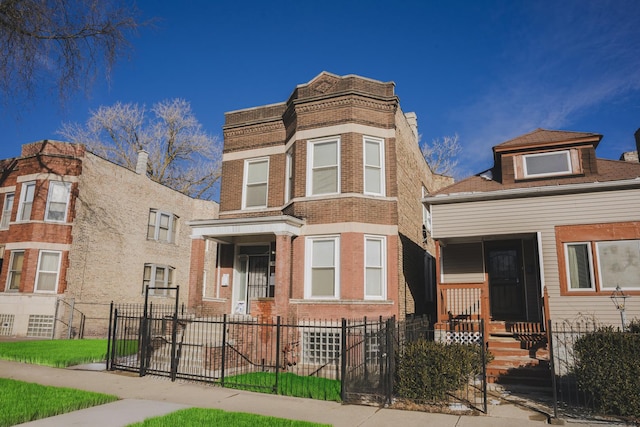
xmin=106 ymin=302 xmax=114 ymax=371
xmin=110 ymin=308 xmax=119 ymax=371
xmin=221 ymin=314 xmax=227 ymax=387
xmin=547 ymin=319 xmax=558 ymax=419
xmin=340 ymin=318 xmax=347 ymax=402
xmin=363 ymin=316 xmax=368 ymax=385
xmin=275 ymin=316 xmax=281 ymax=394
xmin=385 ymin=316 xmax=396 ymax=405
xmin=480 ymin=318 xmax=487 ymax=414
xmin=169 ymin=286 xmax=180 ymax=382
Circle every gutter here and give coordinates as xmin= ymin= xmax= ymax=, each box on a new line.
xmin=423 ymin=177 xmax=640 ymax=205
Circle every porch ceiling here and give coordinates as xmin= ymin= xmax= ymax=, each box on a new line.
xmin=188 ymin=215 xmax=305 ymax=242
xmin=438 ymin=233 xmax=538 ymax=245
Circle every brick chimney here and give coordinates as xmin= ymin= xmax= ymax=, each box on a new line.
xmin=135 ymin=150 xmax=149 ymax=175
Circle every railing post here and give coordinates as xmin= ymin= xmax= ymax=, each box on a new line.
xmin=385 ymin=316 xmax=396 ymax=405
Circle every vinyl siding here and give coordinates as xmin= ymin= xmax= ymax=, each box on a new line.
xmin=431 ymin=188 xmax=640 ymax=324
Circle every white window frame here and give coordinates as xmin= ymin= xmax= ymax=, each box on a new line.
xmin=306 ymin=137 xmax=340 ymax=197
xmin=45 ymin=181 xmax=71 ymax=222
xmin=422 ymin=186 xmax=432 ymax=233
xmin=242 ymin=157 xmax=270 ymax=209
xmin=143 ymin=263 xmax=174 ymax=297
xmin=35 ymin=250 xmax=62 ymax=293
xmin=147 ymin=209 xmax=177 ymax=243
xmin=284 ymin=151 xmax=294 ymax=203
xmin=364 ymin=235 xmax=387 ymax=300
xmin=564 ymin=242 xmax=595 ymax=291
xmin=1 ymin=192 xmax=14 ymax=229
xmin=523 ymin=150 xmax=572 ymax=178
xmin=304 ymin=235 xmax=340 ymax=299
xmin=596 ymin=240 xmax=640 ymax=291
xmin=363 ymin=136 xmax=385 ymax=196
xmin=17 ymin=181 xmax=35 ymax=222
xmin=5 ymin=250 xmax=24 ymax=291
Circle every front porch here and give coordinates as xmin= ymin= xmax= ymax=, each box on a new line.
xmin=434 ymin=235 xmax=551 ymax=385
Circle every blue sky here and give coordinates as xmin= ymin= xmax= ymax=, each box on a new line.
xmin=2 ymin=0 xmax=639 ymax=184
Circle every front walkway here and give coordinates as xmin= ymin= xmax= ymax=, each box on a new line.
xmin=0 ymin=360 xmax=610 ymax=427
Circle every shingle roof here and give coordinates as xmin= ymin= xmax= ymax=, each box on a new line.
xmin=494 ymin=128 xmax=602 ymax=150
xmin=433 ymin=159 xmax=640 ymax=196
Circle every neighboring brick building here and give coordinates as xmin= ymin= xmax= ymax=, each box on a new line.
xmin=0 ymin=140 xmax=218 ymax=338
xmin=188 ymin=72 xmax=452 ymax=324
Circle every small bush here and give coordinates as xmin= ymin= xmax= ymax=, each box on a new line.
xmin=573 ymin=327 xmax=640 ymax=417
xmin=394 ymin=339 xmax=484 ymax=401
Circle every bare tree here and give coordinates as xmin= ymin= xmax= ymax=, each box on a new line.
xmin=59 ymin=99 xmax=222 ymax=200
xmin=420 ymin=133 xmax=461 ymax=177
xmin=0 ymin=0 xmax=139 ymax=104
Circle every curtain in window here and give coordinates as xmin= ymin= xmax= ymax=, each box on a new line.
xmin=245 ymin=160 xmax=268 ymax=207
xmin=46 ymin=182 xmax=70 ymax=221
xmin=567 ymin=244 xmax=592 ymax=289
xmin=36 ymin=252 xmax=60 ymax=291
xmin=365 ymin=238 xmax=383 ymax=297
xmin=364 ymin=140 xmax=382 ymax=194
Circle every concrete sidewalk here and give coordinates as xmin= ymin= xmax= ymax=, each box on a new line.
xmin=0 ymin=359 xmax=612 ymax=426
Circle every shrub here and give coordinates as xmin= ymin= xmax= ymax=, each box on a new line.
xmin=394 ymin=339 xmax=484 ymax=401
xmin=573 ymin=327 xmax=640 ymax=417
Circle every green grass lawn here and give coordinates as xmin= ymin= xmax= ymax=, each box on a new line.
xmin=0 ymin=339 xmax=135 ymax=367
xmin=224 ymin=372 xmax=341 ymax=402
xmin=128 ymin=407 xmax=331 ymax=427
xmin=0 ymin=378 xmax=118 ymax=427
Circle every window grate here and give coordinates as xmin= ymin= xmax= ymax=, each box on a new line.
xmin=27 ymin=315 xmax=54 ymax=338
xmin=0 ymin=314 xmax=15 ymax=336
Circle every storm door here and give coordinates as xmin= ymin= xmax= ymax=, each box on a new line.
xmin=486 ymin=241 xmax=525 ymax=320
xmin=233 ymin=245 xmax=271 ymax=315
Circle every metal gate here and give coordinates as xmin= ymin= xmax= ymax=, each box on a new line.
xmin=341 ymin=316 xmax=394 ymax=405
xmin=107 ymin=286 xmax=181 ymax=378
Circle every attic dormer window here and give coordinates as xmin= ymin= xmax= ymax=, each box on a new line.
xmin=522 ymin=150 xmax=572 ymax=178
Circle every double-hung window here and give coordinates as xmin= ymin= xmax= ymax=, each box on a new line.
xmin=6 ymin=250 xmax=24 ymax=291
xmin=363 ymin=136 xmax=384 ymax=195
xmin=147 ymin=210 xmax=177 ymax=243
xmin=565 ymin=243 xmax=595 ymax=290
xmin=305 ymin=236 xmax=340 ymax=299
xmin=143 ymin=264 xmax=174 ymax=296
xmin=35 ymin=251 xmax=61 ymax=292
xmin=45 ymin=181 xmax=71 ymax=222
xmin=1 ymin=193 xmax=14 ymax=229
xmin=364 ymin=236 xmax=386 ymax=299
xmin=422 ymin=186 xmax=431 ymax=233
xmin=243 ymin=158 xmax=269 ymax=209
xmin=285 ymin=151 xmax=294 ymax=203
xmin=18 ymin=182 xmax=35 ymax=221
xmin=307 ymin=138 xmax=340 ymax=196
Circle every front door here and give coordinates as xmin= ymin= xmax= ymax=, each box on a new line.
xmin=233 ymin=245 xmax=270 ymax=315
xmin=486 ymin=241 xmax=525 ymax=320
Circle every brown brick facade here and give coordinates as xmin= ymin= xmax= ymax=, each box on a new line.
xmin=191 ymin=72 xmax=452 ymax=323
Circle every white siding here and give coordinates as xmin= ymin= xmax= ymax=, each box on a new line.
xmin=432 ymin=188 xmax=640 ymax=324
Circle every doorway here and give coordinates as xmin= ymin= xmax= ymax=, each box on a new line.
xmin=233 ymin=245 xmax=271 ymax=315
xmin=485 ymin=240 xmax=526 ymax=320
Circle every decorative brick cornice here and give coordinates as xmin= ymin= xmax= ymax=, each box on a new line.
xmin=295 ymin=95 xmax=396 ymax=114
xmin=223 ymin=121 xmax=284 ymax=138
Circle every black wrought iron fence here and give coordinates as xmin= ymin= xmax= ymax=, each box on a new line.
xmin=107 ymin=304 xmax=487 ymax=412
xmin=548 ymin=319 xmax=640 ymax=422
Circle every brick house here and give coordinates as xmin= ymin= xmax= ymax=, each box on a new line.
xmin=0 ymin=140 xmax=218 ymax=338
xmin=187 ymin=72 xmax=452 ymax=323
xmin=424 ymin=128 xmax=640 ymax=381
